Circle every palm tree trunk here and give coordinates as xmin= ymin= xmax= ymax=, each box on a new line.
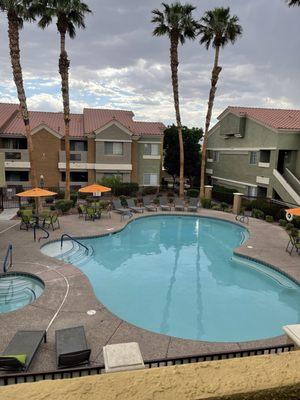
xmin=170 ymin=35 xmax=184 ymax=198
xmin=200 ymin=46 xmax=222 ymax=199
xmin=7 ymin=13 xmax=37 ymax=189
xmin=59 ymin=31 xmax=71 ymax=201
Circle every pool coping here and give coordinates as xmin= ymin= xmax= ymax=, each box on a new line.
xmin=0 ymin=210 xmax=297 ymax=372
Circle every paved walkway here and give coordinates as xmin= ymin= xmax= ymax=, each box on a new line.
xmin=0 ymin=210 xmax=298 ymax=373
xmin=0 ymin=208 xmax=18 ymax=221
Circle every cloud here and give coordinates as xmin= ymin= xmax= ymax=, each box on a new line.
xmin=0 ymin=0 xmax=299 ymax=128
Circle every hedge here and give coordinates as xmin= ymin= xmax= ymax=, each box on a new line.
xmin=212 ymin=185 xmax=235 ymax=204
xmin=114 ymin=183 xmax=139 ymax=197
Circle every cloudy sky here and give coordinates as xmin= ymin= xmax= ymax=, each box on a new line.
xmin=0 ymin=0 xmax=299 ymax=128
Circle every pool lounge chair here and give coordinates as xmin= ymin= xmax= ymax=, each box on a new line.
xmin=127 ymin=198 xmax=145 ymax=213
xmin=286 ymin=234 xmax=300 ymax=255
xmin=143 ymin=196 xmax=157 ymax=212
xmin=0 ymin=330 xmax=46 ymax=372
xmin=187 ymin=198 xmax=199 ymax=212
xmin=159 ymin=197 xmax=172 ymax=211
xmin=174 ymin=198 xmax=185 ymax=211
xmin=56 ymin=326 xmax=91 ymax=369
xmin=112 ymin=199 xmax=128 ymax=214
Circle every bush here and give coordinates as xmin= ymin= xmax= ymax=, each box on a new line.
xmin=286 ymin=223 xmax=294 ymax=231
xmin=220 ymin=202 xmax=228 ymax=211
xmin=115 ymin=183 xmax=139 ymax=197
xmin=119 ymin=195 xmax=127 ymax=207
xmin=252 ymin=208 xmax=265 ymax=219
xmin=265 ymin=215 xmax=274 ymax=223
xmin=55 ymin=199 xmax=73 ymax=214
xmin=56 ymin=190 xmax=65 ymax=200
xmin=186 ymin=189 xmax=199 ymax=198
xmin=279 ymin=219 xmax=287 ymax=227
xmin=142 ymin=186 xmax=158 ymax=196
xmin=201 ymin=198 xmax=212 ymax=209
xmin=291 ymin=228 xmax=299 ymax=237
xmin=153 ymin=197 xmax=159 ymax=205
xmin=45 ymin=197 xmax=54 ymax=204
xmin=70 ymin=192 xmax=78 ymax=207
xmin=212 ymin=185 xmax=235 ymax=204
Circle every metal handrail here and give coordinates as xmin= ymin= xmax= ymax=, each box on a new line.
xmin=60 ymin=234 xmax=89 ymax=254
xmin=3 ymin=244 xmax=12 ymax=273
xmin=33 ymin=226 xmax=50 ymax=242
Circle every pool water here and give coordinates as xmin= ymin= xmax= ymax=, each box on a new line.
xmin=42 ymin=216 xmax=300 ymax=342
xmin=0 ymin=272 xmax=44 ymax=313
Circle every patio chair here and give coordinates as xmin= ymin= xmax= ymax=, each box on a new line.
xmin=43 ymin=213 xmax=60 ymax=231
xmin=159 ymin=196 xmax=172 ymax=211
xmin=187 ymin=198 xmax=199 ymax=212
xmin=78 ymin=204 xmax=86 ymax=218
xmin=56 ymin=326 xmax=91 ymax=369
xmin=143 ymin=196 xmax=157 ymax=212
xmin=20 ymin=211 xmax=35 ymax=231
xmin=286 ymin=233 xmax=300 ymax=255
xmin=127 ymin=198 xmax=145 ymax=213
xmin=112 ymin=199 xmax=128 ymax=214
xmin=85 ymin=206 xmax=97 ymax=221
xmin=0 ymin=330 xmax=46 ymax=372
xmin=174 ymin=197 xmax=185 ymax=211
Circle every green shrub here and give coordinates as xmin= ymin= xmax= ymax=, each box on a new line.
xmin=211 ymin=204 xmax=221 ymax=211
xmin=265 ymin=215 xmax=274 ymax=223
xmin=55 ymin=199 xmax=73 ymax=214
xmin=279 ymin=219 xmax=287 ymax=227
xmin=212 ymin=185 xmax=235 ymax=204
xmin=201 ymin=198 xmax=212 ymax=209
xmin=252 ymin=208 xmax=265 ymax=219
xmin=56 ymin=190 xmax=65 ymax=200
xmin=119 ymin=195 xmax=127 ymax=207
xmin=70 ymin=192 xmax=78 ymax=207
xmin=115 ymin=183 xmax=139 ymax=197
xmin=291 ymin=228 xmax=299 ymax=237
xmin=45 ymin=197 xmax=54 ymax=204
xmin=153 ymin=197 xmax=159 ymax=205
xmin=286 ymin=223 xmax=294 ymax=231
xmin=245 ymin=199 xmax=283 ymax=221
xmin=186 ymin=189 xmax=199 ymax=198
xmin=220 ymin=202 xmax=228 ymax=211
xmin=142 ymin=186 xmax=158 ymax=196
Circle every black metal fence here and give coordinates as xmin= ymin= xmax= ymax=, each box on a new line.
xmin=0 ymin=343 xmax=294 ymax=386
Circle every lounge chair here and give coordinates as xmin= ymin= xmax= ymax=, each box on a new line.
xmin=112 ymin=199 xmax=128 ymax=214
xmin=78 ymin=204 xmax=85 ymax=218
xmin=143 ymin=196 xmax=157 ymax=212
xmin=159 ymin=197 xmax=172 ymax=211
xmin=43 ymin=213 xmax=60 ymax=230
xmin=174 ymin=197 xmax=185 ymax=211
xmin=127 ymin=198 xmax=145 ymax=213
xmin=286 ymin=234 xmax=300 ymax=255
xmin=56 ymin=326 xmax=91 ymax=369
xmin=20 ymin=211 xmax=35 ymax=231
xmin=0 ymin=330 xmax=46 ymax=372
xmin=187 ymin=198 xmax=199 ymax=212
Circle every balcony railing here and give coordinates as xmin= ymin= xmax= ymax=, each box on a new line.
xmin=59 ymin=151 xmax=88 ymax=163
xmin=1 ymin=149 xmax=30 ymax=169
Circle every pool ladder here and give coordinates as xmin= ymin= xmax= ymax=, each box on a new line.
xmin=2 ymin=244 xmax=12 ymax=273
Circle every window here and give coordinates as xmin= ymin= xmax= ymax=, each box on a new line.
xmin=259 ymin=150 xmax=271 ymax=164
xmin=70 ymin=140 xmax=87 ymax=151
xmin=5 ymin=171 xmax=29 ymax=182
xmin=143 ymin=173 xmax=158 ymax=186
xmin=246 ymin=186 xmax=257 ymax=197
xmin=5 ymin=152 xmax=21 ymax=160
xmin=144 ymin=143 xmax=159 ymax=156
xmin=104 ymin=173 xmax=123 ymax=182
xmin=104 ymin=142 xmax=123 ymax=155
xmin=2 ymin=138 xmax=27 ymax=149
xmin=61 ymin=172 xmax=88 ymax=182
xmin=70 ymin=153 xmax=81 ymax=161
xmin=212 ymin=151 xmax=219 ymax=162
xmin=249 ymin=151 xmax=257 ymax=165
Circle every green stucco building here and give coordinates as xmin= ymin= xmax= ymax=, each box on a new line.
xmin=206 ymin=107 xmax=300 ymax=205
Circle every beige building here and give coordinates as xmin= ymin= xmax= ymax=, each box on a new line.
xmin=0 ymin=103 xmax=165 ymax=190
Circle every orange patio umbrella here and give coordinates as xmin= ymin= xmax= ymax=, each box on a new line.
xmin=285 ymin=207 xmax=300 ymax=222
xmin=78 ymin=184 xmax=111 ymax=195
xmin=16 ymin=187 xmax=57 ymax=197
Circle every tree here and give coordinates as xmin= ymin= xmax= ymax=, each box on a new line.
xmin=37 ymin=0 xmax=91 ymax=200
xmin=0 ymin=0 xmax=38 ymax=188
xmin=152 ymin=2 xmax=199 ymax=198
xmin=198 ymin=7 xmax=242 ymax=198
xmin=163 ymin=124 xmax=202 ymax=187
xmin=286 ymin=0 xmax=300 ymax=5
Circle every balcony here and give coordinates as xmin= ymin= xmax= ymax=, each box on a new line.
xmin=256 ymin=176 xmax=270 ymax=185
xmin=1 ymin=149 xmax=30 ymax=169
xmin=58 ymin=150 xmax=91 ymax=170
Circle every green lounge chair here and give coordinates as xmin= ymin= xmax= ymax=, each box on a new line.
xmin=20 ymin=211 xmax=35 ymax=231
xmin=85 ymin=206 xmax=96 ymax=221
xmin=78 ymin=204 xmax=86 ymax=218
xmin=43 ymin=213 xmax=60 ymax=231
xmin=0 ymin=330 xmax=46 ymax=372
xmin=56 ymin=326 xmax=91 ymax=369
xmin=286 ymin=234 xmax=300 ymax=255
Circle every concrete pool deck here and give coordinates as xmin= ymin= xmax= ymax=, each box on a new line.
xmin=0 ymin=209 xmax=299 ymax=373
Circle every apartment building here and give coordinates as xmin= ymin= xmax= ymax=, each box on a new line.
xmin=0 ymin=103 xmax=165 ymax=190
xmin=206 ymin=106 xmax=300 ymax=205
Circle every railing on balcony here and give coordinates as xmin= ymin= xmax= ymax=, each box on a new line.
xmin=59 ymin=151 xmax=88 ymax=163
xmin=1 ymin=149 xmax=29 ymax=162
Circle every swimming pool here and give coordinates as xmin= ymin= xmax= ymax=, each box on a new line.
xmin=42 ymin=215 xmax=300 ymax=342
xmin=0 ymin=272 xmax=44 ymax=313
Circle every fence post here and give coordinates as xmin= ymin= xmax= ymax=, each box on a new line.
xmin=233 ymin=193 xmax=244 ymax=215
xmin=204 ymin=185 xmax=213 ymax=201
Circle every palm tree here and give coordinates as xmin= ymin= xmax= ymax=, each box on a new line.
xmin=152 ymin=2 xmax=199 ymax=198
xmin=37 ymin=0 xmax=91 ymax=200
xmin=0 ymin=0 xmax=38 ymax=188
xmin=286 ymin=0 xmax=300 ymax=5
xmin=199 ymin=7 xmax=242 ymax=198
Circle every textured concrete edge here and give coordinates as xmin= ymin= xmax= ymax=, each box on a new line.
xmin=1 ymin=351 xmax=300 ymax=400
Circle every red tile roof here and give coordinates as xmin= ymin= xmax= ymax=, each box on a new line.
xmin=0 ymin=103 xmax=165 ymax=137
xmin=224 ymin=106 xmax=300 ymax=131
